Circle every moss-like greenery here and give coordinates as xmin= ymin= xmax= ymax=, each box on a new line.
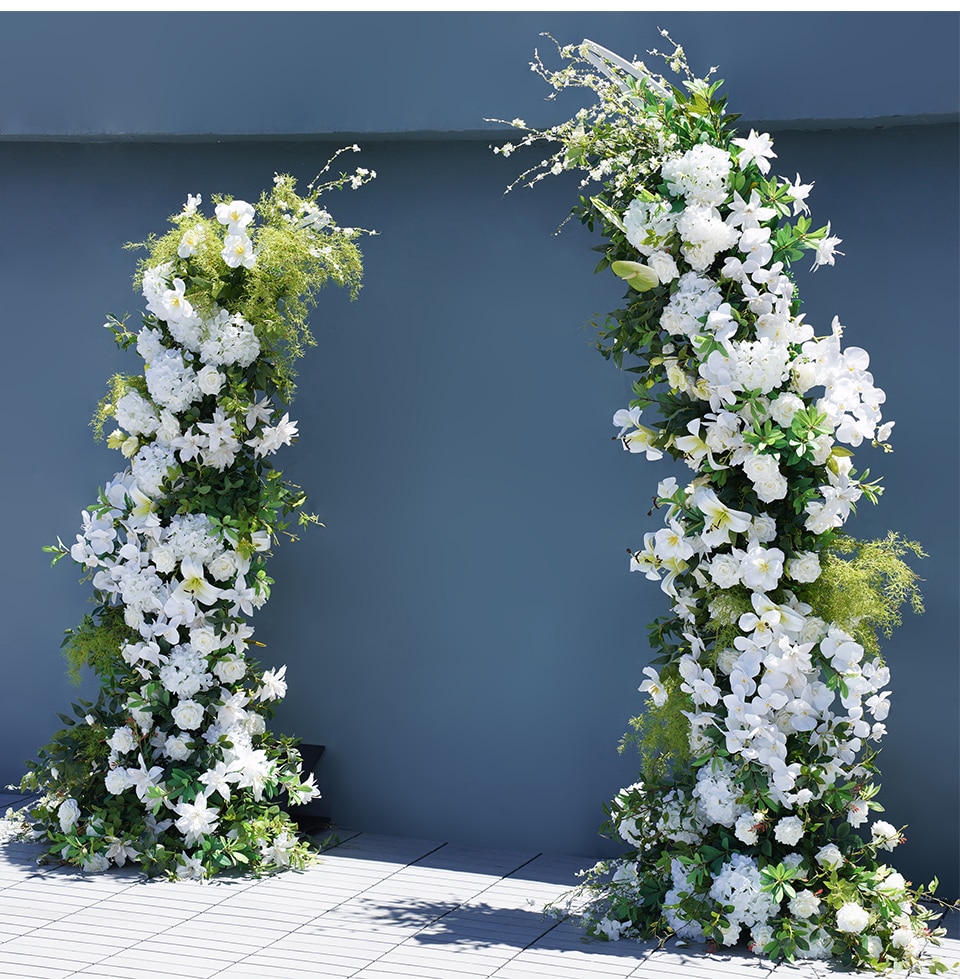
xmin=61 ymin=605 xmax=139 ymax=684
xmin=620 ymin=672 xmax=693 ymax=782
xmin=127 ymin=173 xmax=367 ymax=405
xmin=705 ymin=589 xmax=754 ymax=660
xmin=800 ymin=532 xmax=925 ymax=655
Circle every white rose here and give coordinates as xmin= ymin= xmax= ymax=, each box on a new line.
xmin=753 ymin=471 xmax=789 ymax=503
xmin=197 ymin=365 xmax=225 ymax=396
xmin=748 ymin=513 xmax=778 ymax=543
xmin=105 ymin=767 xmax=132 ymax=795
xmin=876 ymin=870 xmax=907 ymax=895
xmin=769 ymin=392 xmax=804 ymax=427
xmin=647 ymin=249 xmax=679 ymax=285
xmin=83 ymin=853 xmax=111 ymax=873
xmin=750 ymin=923 xmax=774 ymax=955
xmin=743 ymin=452 xmax=788 ymax=503
xmin=815 ymin=843 xmax=843 ymax=870
xmin=172 ymin=700 xmax=205 ymax=731
xmin=244 ymin=713 xmax=266 ymax=736
xmin=716 ymin=647 xmax=738 ymax=675
xmin=800 ymin=615 xmax=828 ymax=643
xmin=157 ymin=410 xmax=181 ymax=443
xmin=207 ymin=551 xmax=237 ymax=582
xmin=129 ymin=708 xmax=154 ymax=733
xmin=892 ymin=926 xmax=923 ymax=954
xmin=773 ymin=815 xmax=804 ymax=846
xmin=709 ymin=553 xmax=742 ymax=589
xmin=791 ymin=359 xmax=819 ymax=394
xmin=190 ymin=628 xmax=220 ymax=656
xmin=836 ymin=902 xmax=870 ymax=934
xmin=164 ymin=734 xmax=193 ymax=760
xmin=58 ymin=798 xmax=80 ymax=833
xmin=151 ymin=546 xmax=176 ymax=574
xmin=810 ymin=433 xmax=834 ymax=465
xmin=789 ymin=889 xmax=821 ymax=919
xmin=734 ymin=812 xmax=760 ymax=845
xmin=787 ymin=551 xmax=822 ymax=583
xmin=214 ymin=658 xmax=247 ymax=683
xmin=107 ymin=726 xmax=137 ymax=755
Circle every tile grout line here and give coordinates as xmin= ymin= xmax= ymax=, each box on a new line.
xmin=201 ymin=834 xmax=453 ymax=979
xmin=37 ymin=855 xmax=262 ymax=977
xmin=0 ymin=868 xmax=146 ymax=950
xmin=64 ymin=829 xmax=367 ymax=977
xmin=482 ymin=853 xmax=666 ymax=978
xmin=335 ymin=847 xmax=553 ymax=979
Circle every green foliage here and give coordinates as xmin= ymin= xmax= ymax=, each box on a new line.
xmin=61 ymin=604 xmax=138 ymax=684
xmin=705 ymin=590 xmax=754 ymax=657
xmin=127 ymin=167 xmax=371 ymax=405
xmin=92 ymin=373 xmax=146 ymax=440
xmin=620 ymin=672 xmax=693 ymax=782
xmin=801 ymin=532 xmax=925 ymax=655
xmin=21 ymin=694 xmax=116 ymax=797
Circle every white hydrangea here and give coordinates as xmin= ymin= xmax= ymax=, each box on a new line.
xmin=692 ymin=760 xmax=741 ymax=827
xmin=709 ymin=853 xmax=778 ymax=931
xmin=661 ymin=143 xmax=732 ymax=207
xmin=114 ymin=390 xmax=160 ymax=436
xmin=623 ymin=198 xmax=676 ymax=255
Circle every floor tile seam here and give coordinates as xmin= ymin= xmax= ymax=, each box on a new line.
xmin=229 ymin=847 xmax=546 ymax=978
xmin=623 ymin=945 xmax=787 ymax=979
xmin=523 ymin=919 xmax=664 ymax=975
xmin=338 ymin=850 xmax=566 ymax=978
xmin=0 ymin=860 xmax=154 ymax=953
xmin=18 ymin=853 xmax=282 ymax=974
xmin=203 ymin=834 xmax=454 ymax=979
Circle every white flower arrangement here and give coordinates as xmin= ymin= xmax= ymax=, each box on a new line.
xmin=496 ymin=34 xmax=952 ymax=973
xmin=22 ymin=149 xmax=375 ymax=879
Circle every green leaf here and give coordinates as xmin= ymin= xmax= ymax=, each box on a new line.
xmin=589 ymin=196 xmax=627 ymax=234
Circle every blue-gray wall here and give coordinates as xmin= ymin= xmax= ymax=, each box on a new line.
xmin=2 ymin=12 xmax=956 ymax=897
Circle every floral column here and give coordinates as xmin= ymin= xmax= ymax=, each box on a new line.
xmin=23 ymin=152 xmax=374 ymax=879
xmin=496 ymin=36 xmax=948 ymax=972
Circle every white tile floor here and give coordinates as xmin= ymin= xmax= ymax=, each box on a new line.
xmin=1 ymin=794 xmax=957 ymax=979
